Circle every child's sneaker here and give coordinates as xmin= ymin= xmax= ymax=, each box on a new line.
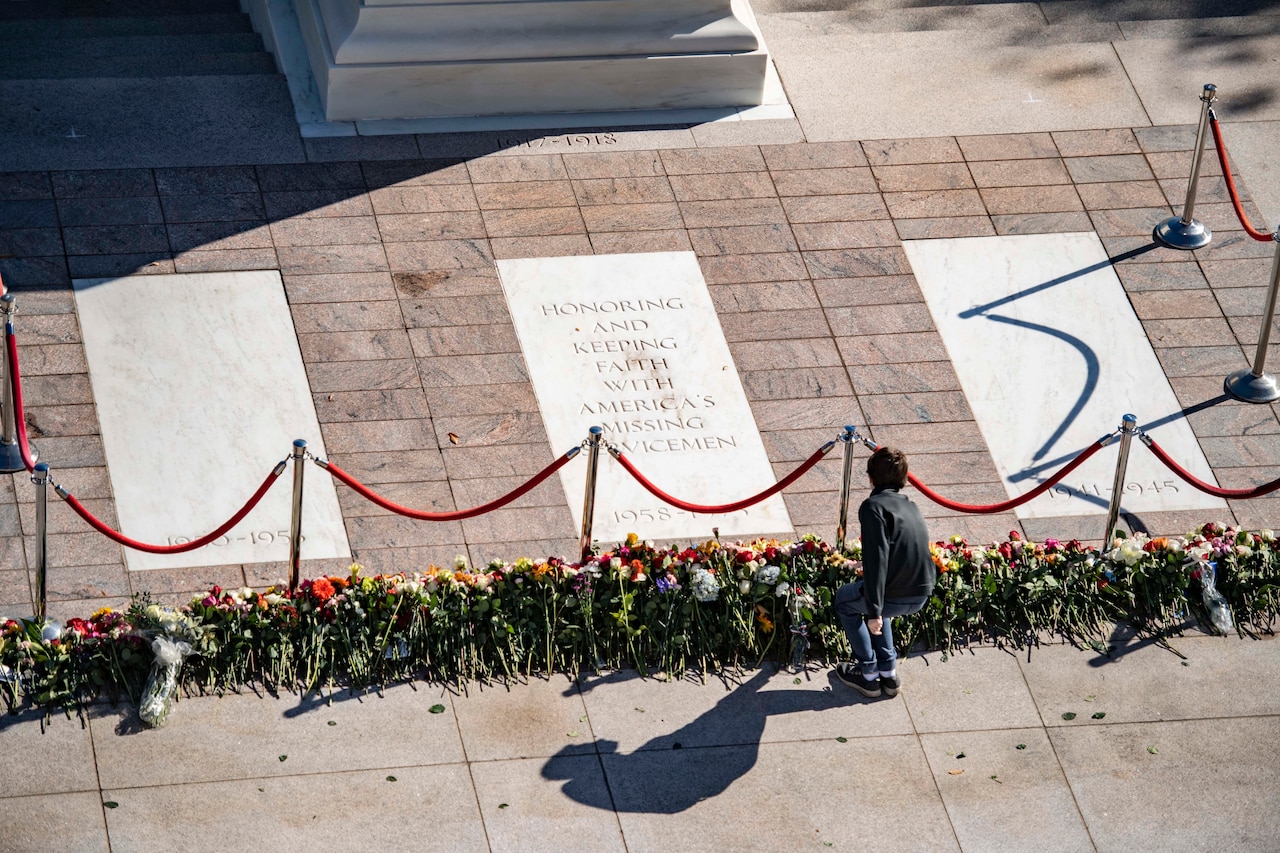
xmin=878 ymin=673 xmax=901 ymax=697
xmin=835 ymin=662 xmax=882 ymax=698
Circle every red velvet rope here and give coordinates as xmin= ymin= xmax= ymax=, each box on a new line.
xmin=5 ymin=328 xmax=37 ymax=472
xmin=60 ymin=466 xmax=285 ymax=553
xmin=1209 ymin=115 xmax=1275 ymax=242
xmin=1144 ymin=437 xmax=1280 ymax=499
xmin=904 ymin=439 xmax=1108 ymax=514
xmin=611 ymin=442 xmax=833 ymax=514
xmin=322 ymin=449 xmax=576 ymax=521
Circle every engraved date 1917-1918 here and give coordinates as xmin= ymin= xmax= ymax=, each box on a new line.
xmin=497 ymin=133 xmax=618 ymax=150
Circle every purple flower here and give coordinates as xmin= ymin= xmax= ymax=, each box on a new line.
xmin=655 ymin=573 xmax=680 ymax=594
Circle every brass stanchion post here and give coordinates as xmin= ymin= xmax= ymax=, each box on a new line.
xmin=579 ymin=426 xmax=603 ymax=562
xmin=0 ymin=294 xmax=36 ymax=473
xmin=1102 ymin=415 xmax=1138 ymax=545
xmin=1225 ymin=231 xmax=1280 ymax=403
xmin=835 ymin=425 xmax=858 ymax=551
xmin=1154 ymin=84 xmax=1216 ymax=250
xmin=287 ymin=439 xmax=306 ymax=590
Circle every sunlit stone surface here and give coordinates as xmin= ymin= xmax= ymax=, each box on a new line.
xmin=498 ymin=252 xmax=794 ymax=542
xmin=73 ymin=271 xmax=351 ymax=571
xmin=905 ymin=233 xmax=1226 ymax=519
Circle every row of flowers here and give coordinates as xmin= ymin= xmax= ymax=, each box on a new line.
xmin=1 ymin=523 xmax=1277 ymax=719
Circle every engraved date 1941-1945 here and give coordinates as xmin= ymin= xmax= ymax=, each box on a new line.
xmin=1047 ymin=481 xmax=1180 ymax=498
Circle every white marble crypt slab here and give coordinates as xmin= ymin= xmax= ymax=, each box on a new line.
xmin=903 ymin=233 xmax=1227 ymax=519
xmin=497 ymin=252 xmax=793 ymax=542
xmin=73 ymin=271 xmax=351 ymax=571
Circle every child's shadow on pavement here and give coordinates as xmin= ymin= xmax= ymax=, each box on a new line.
xmin=542 ymin=665 xmax=873 ymax=814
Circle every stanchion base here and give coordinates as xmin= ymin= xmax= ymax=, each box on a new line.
xmin=1225 ymin=369 xmax=1280 ymax=403
xmin=1153 ymin=217 xmax=1211 ymax=250
xmin=0 ymin=440 xmax=34 ymax=474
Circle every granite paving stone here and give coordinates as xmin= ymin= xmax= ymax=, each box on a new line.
xmin=813 ymin=274 xmax=922 ymax=307
xmin=166 ymin=220 xmax=273 ymax=252
xmin=382 ymin=239 xmax=491 ymax=271
xmin=570 ymin=176 xmax=674 ymax=206
xmin=580 ymin=201 xmax=685 ymax=232
xmin=0 ymin=709 xmax=100 ymax=797
xmin=883 ymin=188 xmax=987 ymax=219
xmin=677 ymin=197 xmax=788 ymax=228
xmin=50 ymin=169 xmax=155 ymax=199
xmin=0 ymin=792 xmax=109 ymax=853
xmin=304 ymin=358 xmax=420 ymax=393
xmin=862 ymin=137 xmax=963 ymax=166
xmin=173 ymin=247 xmax=278 ymax=273
xmin=708 ymin=280 xmax=819 ymax=313
xmin=919 ymin=728 xmax=1094 ymax=853
xmin=1049 ymin=717 xmax=1280 ymax=853
xmin=56 ymin=196 xmax=163 ymax=227
xmin=1051 ymin=128 xmax=1141 ymax=157
xmin=284 ymin=272 xmax=397 ymax=303
xmin=472 ymin=756 xmax=628 ymax=853
xmin=154 ymin=166 xmax=260 ymax=196
xmin=688 ymin=223 xmax=797 ymax=256
xmin=668 ymin=171 xmax=776 ymax=202
xmin=159 ymin=192 xmax=264 ymax=223
xmin=335 ymin=479 xmax=455 ymax=517
xmin=367 ymin=184 xmax=478 ymax=214
xmin=474 ymin=180 xmax=576 ymax=210
xmin=896 ymin=216 xmax=996 ymax=239
xmin=0 ymin=199 xmax=59 ymax=229
xmin=872 ymin=162 xmax=975 ymax=193
xmin=604 ymin=738 xmax=957 ymax=852
xmin=979 ymin=184 xmax=1084 ymax=215
xmin=261 ymin=189 xmax=371 ymax=220
xmin=562 ymin=150 xmax=665 ymax=179
xmin=302 ymin=134 xmax=421 ymax=163
xmin=467 ymin=154 xmax=568 ymax=183
xmin=698 ymin=251 xmax=808 ymax=284
xmin=327 ymin=449 xmax=448 ymax=485
xmin=490 ymin=234 xmax=594 ymax=259
xmin=90 ymin=684 xmax=464 ymax=788
xmin=361 ymin=159 xmax=473 ymax=188
xmin=836 ymin=331 xmax=952 ymax=365
xmin=781 ymin=192 xmax=889 ymax=223
xmin=761 ymin=141 xmax=866 ymax=170
xmin=482 ymin=206 xmax=586 ymax=238
xmin=956 ymin=132 xmax=1058 ymax=161
xmin=101 ymin=766 xmax=487 ymax=852
xmin=277 ymin=243 xmax=388 ymax=275
xmin=771 ymin=167 xmax=877 ymax=197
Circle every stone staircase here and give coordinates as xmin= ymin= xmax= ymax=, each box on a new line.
xmin=0 ymin=0 xmax=303 ymax=171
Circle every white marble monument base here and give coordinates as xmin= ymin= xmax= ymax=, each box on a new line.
xmin=904 ymin=233 xmax=1227 ymax=520
xmin=73 ymin=271 xmax=351 ymax=572
xmin=498 ymin=252 xmax=793 ymax=543
xmin=249 ymin=0 xmax=772 ymax=124
xmin=312 ymin=52 xmax=769 ymax=123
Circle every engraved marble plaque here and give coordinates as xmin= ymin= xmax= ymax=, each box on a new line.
xmin=905 ymin=233 xmax=1227 ymax=519
xmin=73 ymin=271 xmax=351 ymax=571
xmin=497 ymin=252 xmax=794 ymax=542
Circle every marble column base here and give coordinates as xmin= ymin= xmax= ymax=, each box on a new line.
xmin=259 ymin=0 xmax=770 ymax=122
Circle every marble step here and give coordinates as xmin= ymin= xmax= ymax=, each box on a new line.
xmin=0 ymin=32 xmax=267 ymax=60
xmin=0 ymin=75 xmax=303 ymax=172
xmin=0 ymin=51 xmax=278 ymax=81
xmin=0 ymin=12 xmax=251 ymax=39
xmin=0 ymin=0 xmax=241 ymax=20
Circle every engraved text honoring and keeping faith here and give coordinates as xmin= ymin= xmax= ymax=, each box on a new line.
xmin=498 ymin=252 xmax=793 ymax=542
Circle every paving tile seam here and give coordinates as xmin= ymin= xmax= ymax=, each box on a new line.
xmin=95 ymin=759 xmax=481 ymax=793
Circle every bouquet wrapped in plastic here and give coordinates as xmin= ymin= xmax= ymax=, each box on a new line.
xmin=139 ymin=635 xmax=193 ymax=728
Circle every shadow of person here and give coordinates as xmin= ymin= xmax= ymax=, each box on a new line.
xmin=542 ymin=664 xmax=871 ymax=813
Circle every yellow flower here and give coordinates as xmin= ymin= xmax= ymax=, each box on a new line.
xmin=91 ymin=607 xmax=115 ymax=620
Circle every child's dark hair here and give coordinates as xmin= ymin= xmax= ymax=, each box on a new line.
xmin=867 ymin=446 xmax=909 ymax=489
